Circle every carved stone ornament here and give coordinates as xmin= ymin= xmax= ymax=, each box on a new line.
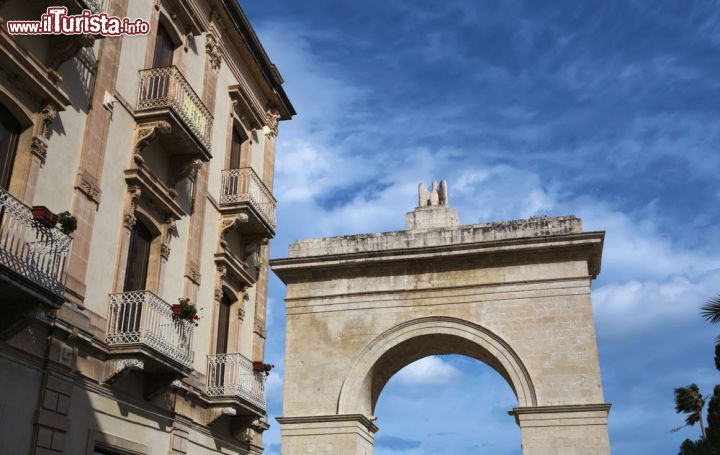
xmin=214 ymin=287 xmax=224 ymax=302
xmin=237 ymin=307 xmax=245 ymax=320
xmin=219 ymin=214 xmax=249 ymax=248
xmin=37 ymin=104 xmax=58 ymax=139
xmin=185 ymin=263 xmax=201 ymax=285
xmin=135 ymin=120 xmax=171 ymax=152
xmin=265 ymin=104 xmax=280 ymax=137
xmin=160 ymin=243 xmax=171 ymax=260
xmin=104 ymin=358 xmax=144 ymax=383
xmin=75 ymin=171 xmax=102 ymax=203
xmin=205 ymin=28 xmax=223 ymax=70
xmin=207 ymin=407 xmax=236 ymax=425
xmin=30 ymin=135 xmax=48 ymax=161
xmin=418 ymin=179 xmax=449 ymax=208
xmin=123 ymin=185 xmax=142 ymax=229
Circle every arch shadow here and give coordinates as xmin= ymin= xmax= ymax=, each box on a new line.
xmin=337 ymin=316 xmax=537 ymax=416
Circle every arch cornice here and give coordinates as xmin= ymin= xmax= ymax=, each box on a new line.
xmin=337 ymin=316 xmax=537 ymax=415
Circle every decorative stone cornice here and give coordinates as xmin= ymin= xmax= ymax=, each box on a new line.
xmin=508 ymin=403 xmax=612 ymax=416
xmin=276 ymin=414 xmax=379 ymax=434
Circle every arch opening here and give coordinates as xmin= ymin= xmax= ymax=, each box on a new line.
xmin=374 ymin=354 xmax=522 ymax=454
xmin=337 ymin=317 xmax=536 ymax=417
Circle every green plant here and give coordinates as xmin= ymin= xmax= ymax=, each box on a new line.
xmin=176 ymin=298 xmax=200 ymax=326
xmin=57 ymin=211 xmax=77 ymax=235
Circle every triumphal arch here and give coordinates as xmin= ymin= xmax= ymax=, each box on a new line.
xmin=270 ymin=181 xmax=611 ymax=454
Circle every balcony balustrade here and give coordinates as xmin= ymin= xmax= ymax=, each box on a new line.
xmin=0 ymin=187 xmax=71 ymax=297
xmin=220 ymin=167 xmax=276 ymax=234
xmin=136 ymin=65 xmax=213 ymax=159
xmin=207 ymin=352 xmax=266 ymax=411
xmin=105 ymin=290 xmax=194 ymax=370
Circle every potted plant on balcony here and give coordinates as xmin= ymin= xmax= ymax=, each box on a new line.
xmin=57 ymin=211 xmax=77 ymax=235
xmin=31 ymin=206 xmax=58 ymax=228
xmin=253 ymin=361 xmax=274 ymax=376
xmin=172 ymin=298 xmax=200 ymax=326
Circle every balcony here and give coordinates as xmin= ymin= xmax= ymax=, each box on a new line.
xmin=105 ymin=291 xmax=194 ymax=381
xmin=0 ymin=187 xmax=72 ymax=337
xmin=136 ymin=65 xmax=213 ymax=161
xmin=220 ymin=168 xmax=276 ymax=236
xmin=207 ymin=353 xmax=266 ymax=414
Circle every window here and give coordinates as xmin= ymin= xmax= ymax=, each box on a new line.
xmin=0 ymin=102 xmax=20 ymax=190
xmin=216 ymin=293 xmax=232 ymax=354
xmin=152 ymin=23 xmax=175 ymax=68
xmin=229 ymin=127 xmax=245 ymax=169
xmin=123 ymin=219 xmax=153 ymax=292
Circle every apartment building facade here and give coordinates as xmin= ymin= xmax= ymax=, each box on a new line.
xmin=0 ymin=1 xmax=293 ymax=454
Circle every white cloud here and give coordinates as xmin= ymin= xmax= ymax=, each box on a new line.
xmin=393 ymin=356 xmax=462 ymax=386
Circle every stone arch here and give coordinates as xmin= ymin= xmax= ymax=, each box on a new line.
xmin=337 ymin=316 xmax=537 ymax=416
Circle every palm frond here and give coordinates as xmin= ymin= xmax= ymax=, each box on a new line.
xmin=701 ymin=296 xmax=720 ymax=323
xmin=675 ymin=385 xmax=704 ymax=414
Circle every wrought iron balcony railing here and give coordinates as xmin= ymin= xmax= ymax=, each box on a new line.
xmin=106 ymin=291 xmax=194 ymax=368
xmin=137 ymin=65 xmax=213 ymax=150
xmin=207 ymin=352 xmax=266 ymax=411
xmin=0 ymin=187 xmax=72 ymax=295
xmin=220 ymin=167 xmax=276 ymax=231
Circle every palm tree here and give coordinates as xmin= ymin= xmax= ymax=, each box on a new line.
xmin=675 ymin=384 xmax=707 ymax=438
xmin=701 ymin=296 xmax=720 ymax=325
xmin=700 ymin=295 xmax=720 ymax=370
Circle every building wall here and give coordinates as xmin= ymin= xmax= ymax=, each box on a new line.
xmin=0 ymin=0 xmax=293 ymax=453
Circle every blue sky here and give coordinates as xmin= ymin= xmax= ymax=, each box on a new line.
xmin=242 ymin=1 xmax=720 ymax=453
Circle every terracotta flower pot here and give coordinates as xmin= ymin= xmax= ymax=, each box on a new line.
xmin=31 ymin=206 xmax=58 ymax=228
xmin=171 ymin=304 xmax=183 ymax=316
xmin=252 ymin=361 xmax=264 ymax=371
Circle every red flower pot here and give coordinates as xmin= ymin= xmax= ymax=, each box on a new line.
xmin=252 ymin=361 xmax=264 ymax=372
xmin=32 ymin=206 xmax=58 ymax=228
xmin=171 ymin=304 xmax=183 ymax=316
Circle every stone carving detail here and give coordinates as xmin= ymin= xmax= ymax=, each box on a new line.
xmin=185 ymin=263 xmax=201 ymax=285
xmin=30 ymin=103 xmax=59 ymax=162
xmin=214 ymin=287 xmax=224 ymax=302
xmin=207 ymin=406 xmax=236 ymax=425
xmin=123 ymin=185 xmax=142 ymax=229
xmin=219 ymin=214 xmax=249 ymax=248
xmin=172 ymin=158 xmax=203 ymax=184
xmin=30 ymin=135 xmax=48 ymax=161
xmin=265 ymin=104 xmax=280 ymax=137
xmin=205 ymin=28 xmax=223 ymax=70
xmin=75 ymin=171 xmax=102 ymax=203
xmin=160 ymin=243 xmax=171 ymax=260
xmin=418 ymin=179 xmax=448 ymax=207
xmin=104 ymin=358 xmax=144 ymax=383
xmin=135 ymin=120 xmax=171 ymax=152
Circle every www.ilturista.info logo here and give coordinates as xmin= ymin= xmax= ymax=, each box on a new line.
xmin=6 ymin=7 xmax=150 ymax=36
